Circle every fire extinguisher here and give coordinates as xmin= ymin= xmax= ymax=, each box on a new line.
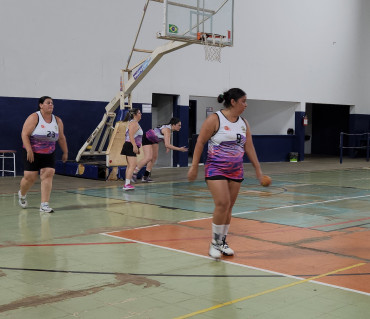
xmin=303 ymin=114 xmax=308 ymax=126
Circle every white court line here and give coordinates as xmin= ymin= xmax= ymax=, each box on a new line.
xmin=179 ymin=217 xmax=211 ymax=223
xmin=233 ymin=194 xmax=370 ymax=216
xmin=179 ymin=194 xmax=370 ymax=222
xmin=101 ymin=232 xmax=370 ymax=296
xmin=109 ymin=224 xmax=160 ymax=232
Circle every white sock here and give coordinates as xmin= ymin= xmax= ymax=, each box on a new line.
xmin=212 ymin=223 xmax=224 ymax=243
xmin=222 ymin=224 xmax=230 ymax=237
xmin=125 ymin=179 xmax=130 ymax=185
xmin=41 ymin=202 xmax=48 ymax=206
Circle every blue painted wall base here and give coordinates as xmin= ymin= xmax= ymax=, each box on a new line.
xmin=55 ymin=160 xmax=146 ymax=181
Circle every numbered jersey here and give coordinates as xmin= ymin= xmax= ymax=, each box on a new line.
xmin=205 ymin=111 xmax=247 ymax=180
xmin=29 ymin=111 xmax=59 ymax=154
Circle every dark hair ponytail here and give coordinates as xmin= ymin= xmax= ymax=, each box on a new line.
xmin=38 ymin=96 xmax=52 ymax=110
xmin=157 ymin=117 xmax=180 ymax=128
xmin=218 ymin=88 xmax=246 ymax=108
xmin=123 ymin=108 xmax=140 ymax=122
xmin=217 ymin=94 xmax=224 ymax=103
xmin=167 ymin=117 xmax=180 ymax=126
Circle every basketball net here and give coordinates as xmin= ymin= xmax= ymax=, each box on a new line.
xmin=201 ymin=34 xmax=224 ymax=63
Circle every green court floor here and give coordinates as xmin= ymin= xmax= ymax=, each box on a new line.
xmin=0 ymin=158 xmax=369 ymax=318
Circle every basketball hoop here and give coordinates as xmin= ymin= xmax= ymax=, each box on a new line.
xmin=198 ymin=32 xmax=225 ymax=63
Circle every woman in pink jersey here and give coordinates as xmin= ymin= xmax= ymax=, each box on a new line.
xmin=188 ymin=88 xmax=265 ymax=259
xmin=18 ymin=96 xmax=68 ymax=213
xmin=132 ymin=117 xmax=188 ymax=182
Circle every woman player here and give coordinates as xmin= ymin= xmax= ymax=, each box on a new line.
xmin=132 ymin=117 xmax=187 ymax=182
xmin=121 ymin=108 xmax=143 ymax=190
xmin=18 ymin=96 xmax=68 ymax=213
xmin=188 ymin=88 xmax=266 ymax=259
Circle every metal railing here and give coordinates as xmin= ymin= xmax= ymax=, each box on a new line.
xmin=339 ymin=132 xmax=370 ymax=164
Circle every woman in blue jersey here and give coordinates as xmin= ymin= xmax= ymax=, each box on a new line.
xmin=188 ymin=88 xmax=265 ymax=259
xmin=18 ymin=96 xmax=68 ymax=213
xmin=120 ymin=108 xmax=143 ymax=191
xmin=132 ymin=117 xmax=188 ymax=182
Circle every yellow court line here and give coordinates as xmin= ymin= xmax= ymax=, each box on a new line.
xmin=174 ymin=262 xmax=366 ymax=319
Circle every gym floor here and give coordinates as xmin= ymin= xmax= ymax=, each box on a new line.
xmin=0 ymin=156 xmax=369 ymax=319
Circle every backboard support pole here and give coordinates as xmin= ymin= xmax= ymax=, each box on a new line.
xmin=75 ymin=40 xmax=190 ymax=163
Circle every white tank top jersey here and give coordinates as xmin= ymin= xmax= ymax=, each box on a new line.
xmin=205 ymin=110 xmax=247 ymax=180
xmin=145 ymin=124 xmax=172 ymax=143
xmin=125 ymin=120 xmax=143 ymax=146
xmin=153 ymin=124 xmax=172 ymax=140
xmin=209 ymin=111 xmax=247 ymax=147
xmin=29 ymin=111 xmax=59 ymax=154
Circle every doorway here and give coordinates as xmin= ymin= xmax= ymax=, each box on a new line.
xmin=188 ymin=100 xmax=197 ymax=158
xmin=152 ymin=93 xmax=174 ymax=167
xmin=311 ymin=104 xmax=350 ymax=156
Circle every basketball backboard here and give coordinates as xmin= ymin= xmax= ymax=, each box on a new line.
xmin=157 ymin=0 xmax=234 ymax=47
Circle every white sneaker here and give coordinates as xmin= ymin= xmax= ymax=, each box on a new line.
xmin=220 ymin=240 xmax=234 ymax=256
xmin=18 ymin=190 xmax=27 ymax=208
xmin=40 ymin=203 xmax=54 ymax=213
xmin=209 ymin=241 xmax=222 ymax=259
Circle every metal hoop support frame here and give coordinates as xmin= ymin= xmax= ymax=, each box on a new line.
xmin=197 ymin=32 xmax=226 ymax=63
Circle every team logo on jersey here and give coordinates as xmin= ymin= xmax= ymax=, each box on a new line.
xmin=224 ymin=126 xmax=230 ymax=131
xmin=242 ymin=126 xmax=246 ymax=133
xmin=41 ymin=125 xmax=45 ymax=128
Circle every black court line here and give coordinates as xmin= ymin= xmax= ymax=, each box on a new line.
xmin=1 ymin=266 xmax=369 ymax=278
xmin=65 ymin=189 xmax=211 ymax=213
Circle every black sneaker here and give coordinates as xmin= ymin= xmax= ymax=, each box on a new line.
xmin=141 ymin=176 xmax=154 ymax=183
xmin=130 ymin=173 xmax=138 ymax=183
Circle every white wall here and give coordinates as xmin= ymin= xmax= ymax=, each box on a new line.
xmin=243 ymin=101 xmax=297 ymax=135
xmin=190 ymin=96 xmax=297 ymax=135
xmin=0 ymin=0 xmax=369 ymax=114
xmin=357 ymin=0 xmax=370 ymax=113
